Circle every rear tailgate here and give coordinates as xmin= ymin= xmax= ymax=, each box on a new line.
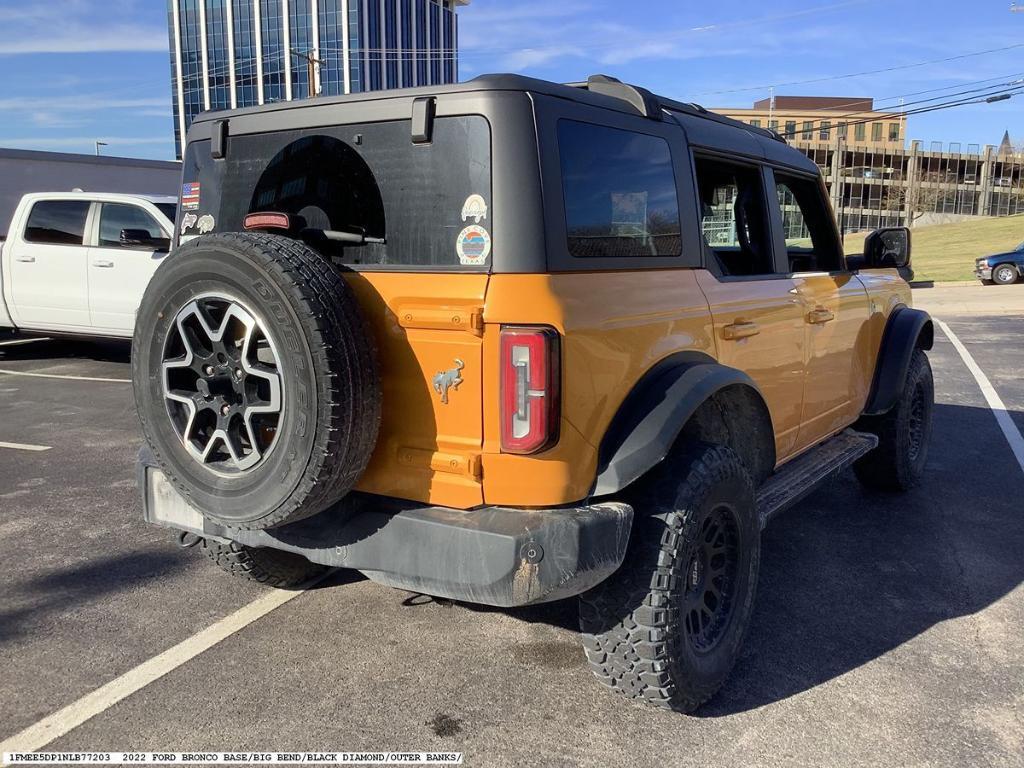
xmin=347 ymin=273 xmax=488 ymax=508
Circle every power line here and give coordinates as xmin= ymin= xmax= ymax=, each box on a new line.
xmin=698 ymin=41 xmax=1024 ymax=96
xmin=764 ymin=78 xmax=1024 ymax=129
xmin=776 ymin=85 xmax=1024 ymax=139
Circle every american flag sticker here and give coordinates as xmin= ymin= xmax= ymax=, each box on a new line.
xmin=181 ymin=182 xmax=201 ymax=209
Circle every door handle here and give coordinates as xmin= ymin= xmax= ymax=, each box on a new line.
xmin=807 ymin=307 xmax=835 ymax=324
xmin=722 ymin=321 xmax=761 ymax=340
xmin=92 ymin=260 xmax=114 ymax=268
xmin=15 ymin=255 xmax=35 ymax=263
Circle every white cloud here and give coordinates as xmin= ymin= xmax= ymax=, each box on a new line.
xmin=0 ymin=1 xmax=166 ymax=55
xmin=458 ymin=3 xmax=841 ymax=73
xmin=0 ymin=96 xmax=167 ymax=112
xmin=0 ymin=136 xmax=172 ymax=150
xmin=0 ymin=25 xmax=166 ymax=55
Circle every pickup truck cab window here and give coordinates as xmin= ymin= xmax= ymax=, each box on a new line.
xmin=98 ymin=203 xmax=168 ymax=248
xmin=24 ymin=200 xmax=90 ymax=246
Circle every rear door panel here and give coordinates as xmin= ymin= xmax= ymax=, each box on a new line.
xmin=696 ymin=271 xmax=807 ymax=461
xmin=792 ymin=273 xmax=872 ymax=450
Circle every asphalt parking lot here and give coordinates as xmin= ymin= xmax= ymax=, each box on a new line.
xmin=1 ymin=284 xmax=1022 ymax=767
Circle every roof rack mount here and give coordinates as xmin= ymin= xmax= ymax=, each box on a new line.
xmin=572 ymin=74 xmax=663 ymax=121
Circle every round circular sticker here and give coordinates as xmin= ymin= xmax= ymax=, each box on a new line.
xmin=456 ymin=225 xmax=491 ymax=266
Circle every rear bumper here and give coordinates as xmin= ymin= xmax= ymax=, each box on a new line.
xmin=138 ymin=449 xmax=632 ymax=607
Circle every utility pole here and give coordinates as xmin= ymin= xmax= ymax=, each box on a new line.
xmin=291 ymin=49 xmax=324 ymax=98
xmin=898 ymin=97 xmax=905 ymax=148
xmin=768 ymin=86 xmax=775 ymax=126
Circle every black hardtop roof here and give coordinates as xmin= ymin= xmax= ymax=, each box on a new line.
xmin=191 ymin=72 xmax=817 ymax=174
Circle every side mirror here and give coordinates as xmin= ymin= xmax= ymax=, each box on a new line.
xmin=120 ymin=228 xmax=169 ymax=251
xmin=864 ymin=227 xmax=911 ymax=269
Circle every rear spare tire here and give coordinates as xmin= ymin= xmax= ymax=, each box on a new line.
xmin=133 ymin=232 xmax=380 ymax=530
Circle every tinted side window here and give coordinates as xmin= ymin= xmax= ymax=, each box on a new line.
xmin=774 ymin=174 xmax=843 ymax=273
xmin=155 ymin=203 xmax=178 ymax=223
xmin=694 ymin=158 xmax=774 ymax=276
xmin=24 ymin=201 xmax=90 ymax=246
xmin=99 ymin=204 xmax=166 ymax=247
xmin=558 ymin=120 xmax=681 ymax=259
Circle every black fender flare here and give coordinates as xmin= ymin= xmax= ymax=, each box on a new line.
xmin=862 ymin=305 xmax=934 ymax=416
xmin=592 ymin=352 xmax=771 ymax=496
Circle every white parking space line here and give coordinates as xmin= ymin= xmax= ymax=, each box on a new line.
xmin=0 ymin=368 xmax=130 ymax=384
xmin=0 ymin=441 xmax=52 ymax=452
xmin=0 ymin=337 xmax=50 ymax=347
xmin=0 ymin=574 xmax=331 ymax=758
xmin=937 ymin=318 xmax=1024 ymax=476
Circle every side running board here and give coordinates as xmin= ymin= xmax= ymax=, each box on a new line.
xmin=756 ymin=429 xmax=878 ymax=529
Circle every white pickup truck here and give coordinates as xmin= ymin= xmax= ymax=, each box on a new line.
xmin=0 ymin=192 xmax=177 ymax=338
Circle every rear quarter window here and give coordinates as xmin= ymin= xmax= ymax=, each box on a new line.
xmin=181 ymin=115 xmax=492 ymax=269
xmin=557 ymin=120 xmax=681 ymax=259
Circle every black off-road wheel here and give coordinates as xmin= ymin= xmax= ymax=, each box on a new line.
xmin=202 ymin=540 xmax=327 ymax=588
xmin=854 ymin=348 xmax=934 ymax=491
xmin=579 ymin=443 xmax=760 ymax=713
xmin=133 ymin=232 xmax=381 ymax=530
xmin=992 ymin=264 xmax=1019 ymax=285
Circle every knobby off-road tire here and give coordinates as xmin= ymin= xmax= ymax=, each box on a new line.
xmin=133 ymin=232 xmax=381 ymax=530
xmin=203 ymin=540 xmax=327 ymax=588
xmin=854 ymin=348 xmax=934 ymax=491
xmin=579 ymin=443 xmax=761 ymax=713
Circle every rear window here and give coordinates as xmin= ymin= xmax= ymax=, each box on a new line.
xmin=24 ymin=200 xmax=90 ymax=246
xmin=557 ymin=120 xmax=681 ymax=259
xmin=155 ymin=203 xmax=178 ymax=223
xmin=180 ymin=115 xmax=492 ymax=269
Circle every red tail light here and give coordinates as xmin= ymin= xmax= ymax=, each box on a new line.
xmin=243 ymin=212 xmax=291 ymax=231
xmin=500 ymin=326 xmax=560 ymax=454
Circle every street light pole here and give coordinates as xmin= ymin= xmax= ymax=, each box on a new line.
xmin=94 ymin=141 xmax=108 ymax=156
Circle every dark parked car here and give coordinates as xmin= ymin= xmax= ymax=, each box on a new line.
xmin=975 ymin=242 xmax=1024 ymax=285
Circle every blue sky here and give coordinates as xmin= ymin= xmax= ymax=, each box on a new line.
xmin=1 ymin=0 xmax=1023 ymax=160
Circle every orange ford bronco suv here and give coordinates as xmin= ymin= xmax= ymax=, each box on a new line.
xmin=134 ymin=74 xmax=934 ymax=713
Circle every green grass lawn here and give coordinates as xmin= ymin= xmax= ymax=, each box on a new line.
xmin=843 ymin=214 xmax=1024 ymax=282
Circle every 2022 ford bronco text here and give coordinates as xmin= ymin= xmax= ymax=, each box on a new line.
xmin=134 ymin=74 xmax=935 ymax=713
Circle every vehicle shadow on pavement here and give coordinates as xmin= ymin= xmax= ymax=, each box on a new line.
xmin=432 ymin=401 xmax=1024 ymax=717
xmin=0 ymin=550 xmax=187 ymax=646
xmin=699 ymin=402 xmax=1024 ymax=716
xmin=0 ymin=337 xmax=131 ymax=365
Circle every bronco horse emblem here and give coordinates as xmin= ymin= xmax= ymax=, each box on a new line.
xmin=432 ymin=359 xmax=465 ymax=405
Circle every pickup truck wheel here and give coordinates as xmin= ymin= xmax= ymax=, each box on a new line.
xmin=133 ymin=232 xmax=381 ymax=530
xmin=202 ymin=540 xmax=327 ymax=588
xmin=992 ymin=264 xmax=1018 ymax=285
xmin=854 ymin=348 xmax=934 ymax=491
xmin=579 ymin=443 xmax=760 ymax=713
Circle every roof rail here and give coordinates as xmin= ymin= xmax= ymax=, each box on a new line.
xmin=569 ymin=74 xmax=663 ymax=120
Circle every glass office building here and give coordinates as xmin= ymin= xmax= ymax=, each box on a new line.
xmin=167 ymin=0 xmax=467 ymax=158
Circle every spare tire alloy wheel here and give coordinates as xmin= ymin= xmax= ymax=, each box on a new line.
xmin=163 ymin=294 xmax=283 ymax=474
xmin=133 ymin=232 xmax=381 ymax=531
